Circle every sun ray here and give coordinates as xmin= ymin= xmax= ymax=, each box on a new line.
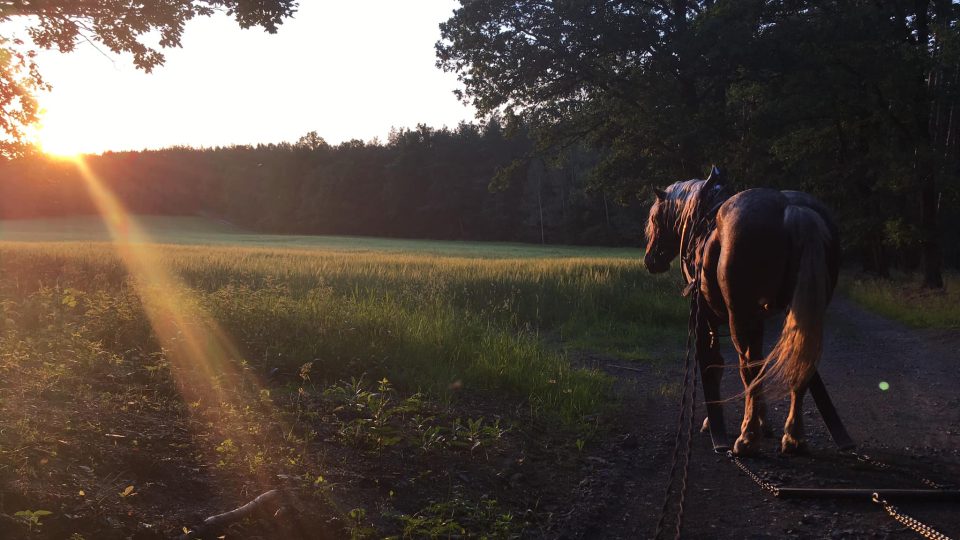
xmin=67 ymin=155 xmax=292 ymax=490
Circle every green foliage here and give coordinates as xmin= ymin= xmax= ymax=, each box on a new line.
xmin=13 ymin=509 xmax=52 ymax=530
xmin=347 ymin=508 xmax=377 ymax=540
xmin=439 ymin=0 xmax=960 ymax=277
xmin=393 ymin=495 xmax=518 ymax=539
xmin=844 ymin=273 xmax=960 ymax=328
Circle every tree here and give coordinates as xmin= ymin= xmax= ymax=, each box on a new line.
xmin=0 ymin=0 xmax=298 ymax=157
xmin=436 ymin=0 xmax=710 ymax=183
xmin=296 ymin=131 xmax=329 ymax=151
xmin=438 ymin=0 xmax=960 ymax=285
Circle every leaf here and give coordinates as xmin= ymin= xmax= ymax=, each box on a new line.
xmin=120 ymin=485 xmax=135 ymax=497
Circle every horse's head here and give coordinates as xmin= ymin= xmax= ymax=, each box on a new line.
xmin=644 ymin=166 xmax=727 ymax=274
xmin=644 ymin=187 xmax=680 ymax=274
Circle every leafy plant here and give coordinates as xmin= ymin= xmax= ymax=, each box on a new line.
xmin=14 ymin=509 xmax=53 ymax=530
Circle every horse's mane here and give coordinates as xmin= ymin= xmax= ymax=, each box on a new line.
xmin=645 ymin=179 xmax=707 ymax=242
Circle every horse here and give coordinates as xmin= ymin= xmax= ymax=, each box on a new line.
xmin=644 ymin=167 xmax=840 ymax=455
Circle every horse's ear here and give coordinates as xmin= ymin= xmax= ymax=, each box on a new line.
xmin=704 ymin=165 xmax=725 ymax=191
xmin=654 ymin=188 xmax=666 ymax=201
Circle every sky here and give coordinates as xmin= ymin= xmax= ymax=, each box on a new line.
xmin=21 ymin=1 xmax=475 ymax=155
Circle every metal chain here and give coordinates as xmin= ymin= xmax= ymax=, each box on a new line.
xmin=729 ymin=455 xmax=954 ymax=540
xmin=654 ymin=232 xmax=710 ymax=540
xmin=727 ymin=451 xmax=781 ymax=497
xmin=653 ymin=314 xmax=699 ymax=540
xmin=871 ymin=493 xmax=955 ymax=540
xmin=848 ymin=452 xmax=947 ymax=489
xmin=673 ymin=358 xmax=698 ymax=540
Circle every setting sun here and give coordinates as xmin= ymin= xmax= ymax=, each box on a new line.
xmin=34 ymin=131 xmax=84 ymax=159
xmin=28 ymin=108 xmax=96 ymax=158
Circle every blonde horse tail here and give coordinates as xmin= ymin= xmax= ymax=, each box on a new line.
xmin=753 ymin=206 xmax=832 ymax=393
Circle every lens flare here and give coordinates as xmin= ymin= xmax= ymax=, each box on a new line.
xmin=68 ymin=155 xmax=289 ymax=489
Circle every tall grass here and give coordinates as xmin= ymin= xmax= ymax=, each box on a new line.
xmin=0 ymin=241 xmax=686 ymax=421
xmin=843 ymin=272 xmax=960 ymax=328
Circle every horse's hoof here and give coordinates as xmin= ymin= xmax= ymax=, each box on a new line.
xmin=733 ymin=435 xmax=758 ymax=456
xmin=701 ymin=417 xmax=710 ymax=433
xmin=780 ymin=434 xmax=808 ymax=455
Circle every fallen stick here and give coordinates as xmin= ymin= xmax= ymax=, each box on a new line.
xmin=606 ymin=364 xmax=645 ymax=373
xmin=177 ymin=489 xmax=283 ymax=540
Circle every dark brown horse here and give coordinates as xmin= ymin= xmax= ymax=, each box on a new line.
xmin=644 ymin=168 xmax=839 ymax=455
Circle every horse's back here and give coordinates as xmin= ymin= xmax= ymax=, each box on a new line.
xmin=712 ymin=187 xmax=838 ymax=313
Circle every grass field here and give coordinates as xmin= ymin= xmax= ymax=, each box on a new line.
xmin=0 ymin=215 xmax=641 ymax=259
xmin=0 ymin=215 xmax=686 ymax=538
xmin=843 ymin=272 xmax=960 ymax=328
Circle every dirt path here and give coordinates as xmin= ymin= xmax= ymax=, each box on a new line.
xmin=557 ymin=296 xmax=960 ymax=539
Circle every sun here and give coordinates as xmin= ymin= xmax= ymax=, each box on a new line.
xmin=31 ymin=123 xmax=85 ymax=159
xmin=26 ymin=106 xmax=101 ymax=159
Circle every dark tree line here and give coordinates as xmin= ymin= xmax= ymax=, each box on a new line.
xmin=0 ymin=121 xmax=643 ymax=246
xmin=438 ymin=0 xmax=960 ymax=284
xmin=0 ymin=114 xmax=958 ymax=268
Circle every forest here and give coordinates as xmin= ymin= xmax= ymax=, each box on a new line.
xmin=0 ymin=123 xmax=643 ymax=246
xmin=2 ymin=0 xmax=960 ymax=276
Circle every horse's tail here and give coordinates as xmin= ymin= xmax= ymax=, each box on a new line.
xmin=753 ymin=205 xmax=832 ymax=393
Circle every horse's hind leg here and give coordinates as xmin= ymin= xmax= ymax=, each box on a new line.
xmin=730 ymin=315 xmax=767 ymax=456
xmin=782 ymin=384 xmax=809 ymax=454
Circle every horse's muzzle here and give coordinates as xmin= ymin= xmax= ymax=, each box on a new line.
xmin=644 ymin=253 xmax=670 ymax=274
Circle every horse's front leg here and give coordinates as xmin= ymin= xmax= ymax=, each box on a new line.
xmin=730 ymin=315 xmax=767 ymax=455
xmin=695 ymin=311 xmax=726 ymax=449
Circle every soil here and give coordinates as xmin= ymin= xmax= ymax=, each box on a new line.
xmin=555 ymin=296 xmax=960 ymax=539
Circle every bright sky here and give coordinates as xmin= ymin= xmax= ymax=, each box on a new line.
xmin=21 ymin=1 xmax=474 ymax=155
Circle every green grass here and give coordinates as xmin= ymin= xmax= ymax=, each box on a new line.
xmin=843 ymin=272 xmax=960 ymax=328
xmin=0 ymin=215 xmax=640 ymax=259
xmin=0 ymin=215 xmax=686 ymax=420
xmin=0 ymin=242 xmax=684 ymax=416
xmin=0 ymin=216 xmax=689 ymax=537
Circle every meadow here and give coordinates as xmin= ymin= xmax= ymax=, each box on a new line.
xmin=843 ymin=272 xmax=960 ymax=328
xmin=0 ymin=216 xmax=686 ymax=538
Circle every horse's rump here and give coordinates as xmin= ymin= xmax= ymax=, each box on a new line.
xmin=752 ymin=204 xmax=833 ymax=392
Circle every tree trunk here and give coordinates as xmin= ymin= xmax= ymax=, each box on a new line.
xmin=920 ymin=179 xmax=944 ymax=288
xmin=537 ymin=165 xmax=545 ymax=244
xmin=913 ymin=2 xmax=945 ymax=288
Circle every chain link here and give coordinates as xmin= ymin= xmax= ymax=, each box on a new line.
xmin=849 ymin=452 xmax=947 ymax=489
xmin=727 ymin=451 xmax=781 ymax=497
xmin=729 ymin=454 xmax=955 ymax=540
xmin=871 ymin=493 xmax=955 ymax=540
